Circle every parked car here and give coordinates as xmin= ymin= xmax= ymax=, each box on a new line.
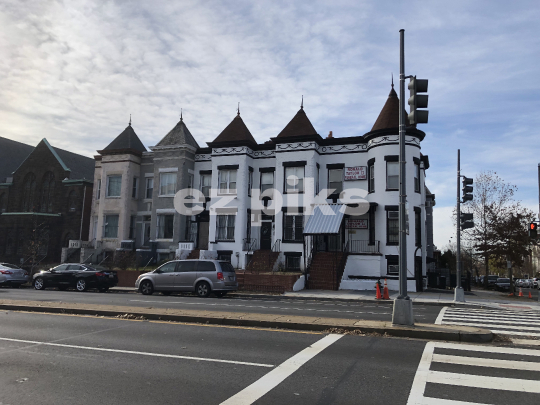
xmin=0 ymin=263 xmax=29 ymax=287
xmin=33 ymin=263 xmax=118 ymax=292
xmin=487 ymin=275 xmax=499 ymax=289
xmin=531 ymin=278 xmax=539 ymax=288
xmin=135 ymin=260 xmax=238 ymax=298
xmin=515 ymin=279 xmax=523 ymax=288
xmin=495 ymin=278 xmax=511 ymax=291
xmin=0 ymin=272 xmax=6 ymax=285
xmin=521 ymin=279 xmax=532 ymax=288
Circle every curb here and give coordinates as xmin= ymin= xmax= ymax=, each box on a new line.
xmin=0 ymin=302 xmax=492 ymax=343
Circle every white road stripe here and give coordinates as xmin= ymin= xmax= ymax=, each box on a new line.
xmin=432 ymin=354 xmax=540 ymax=371
xmin=442 ymin=315 xmax=540 ymax=324
xmin=420 ymin=398 xmax=489 ymax=405
xmin=512 ymin=339 xmax=540 ymax=346
xmin=434 ymin=307 xmax=448 ymax=325
xmin=220 ymin=334 xmax=343 ymax=405
xmin=434 ymin=341 xmax=540 ymax=355
xmin=447 ymin=308 xmax=540 ymax=315
xmin=441 ymin=321 xmax=540 ymax=333
xmin=0 ymin=337 xmax=273 ymax=368
xmin=426 ymin=370 xmax=540 ymax=393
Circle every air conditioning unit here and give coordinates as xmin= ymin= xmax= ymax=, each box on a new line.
xmin=120 ymin=240 xmax=135 ymax=251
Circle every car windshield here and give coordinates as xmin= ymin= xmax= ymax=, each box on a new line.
xmin=219 ymin=262 xmax=235 ymax=273
xmin=0 ymin=263 xmax=21 ymax=269
xmin=497 ymin=278 xmax=510 ymax=283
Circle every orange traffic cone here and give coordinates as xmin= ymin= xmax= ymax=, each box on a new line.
xmin=375 ymin=282 xmax=382 ymax=299
xmin=383 ymin=279 xmax=390 ymax=300
xmin=519 ymin=287 xmax=523 ymax=297
xmin=529 ymin=291 xmax=533 ymax=299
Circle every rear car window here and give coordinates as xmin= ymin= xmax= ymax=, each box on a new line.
xmin=0 ymin=263 xmax=21 ymax=269
xmin=497 ymin=278 xmax=510 ymax=282
xmin=219 ymin=262 xmax=235 ymax=273
xmin=197 ymin=261 xmax=216 ymax=272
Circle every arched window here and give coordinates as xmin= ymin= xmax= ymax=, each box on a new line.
xmin=0 ymin=193 xmax=6 ymax=213
xmin=22 ymin=173 xmax=37 ymax=212
xmin=68 ymin=190 xmax=77 ymax=212
xmin=40 ymin=172 xmax=55 ymax=213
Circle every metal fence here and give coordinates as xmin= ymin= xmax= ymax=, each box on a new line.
xmin=348 ymin=240 xmax=380 ymax=254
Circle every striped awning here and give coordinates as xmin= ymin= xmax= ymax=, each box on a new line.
xmin=303 ymin=204 xmax=345 ymax=235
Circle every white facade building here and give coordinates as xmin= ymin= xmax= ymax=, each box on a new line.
xmin=89 ymin=85 xmax=435 ymax=291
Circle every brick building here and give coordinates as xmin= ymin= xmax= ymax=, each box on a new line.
xmin=0 ymin=137 xmax=94 ymax=265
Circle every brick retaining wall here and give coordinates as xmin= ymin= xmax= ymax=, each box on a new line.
xmin=236 ymin=271 xmax=300 ymax=293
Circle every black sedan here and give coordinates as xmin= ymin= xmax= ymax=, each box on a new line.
xmin=33 ymin=264 xmax=118 ymax=292
xmin=495 ymin=277 xmax=511 ymax=291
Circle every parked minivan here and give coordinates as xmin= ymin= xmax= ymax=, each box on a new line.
xmin=135 ymin=260 xmax=238 ymax=297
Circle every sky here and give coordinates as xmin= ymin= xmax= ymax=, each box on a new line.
xmin=1 ymin=0 xmax=539 ymax=250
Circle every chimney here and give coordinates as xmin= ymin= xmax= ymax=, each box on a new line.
xmin=327 ymin=131 xmax=333 ymax=139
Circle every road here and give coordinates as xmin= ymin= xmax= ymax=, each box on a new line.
xmin=0 ymin=287 xmax=442 ymax=323
xmin=1 ymin=311 xmax=539 ymax=404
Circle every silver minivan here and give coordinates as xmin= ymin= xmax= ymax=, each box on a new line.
xmin=135 ymin=260 xmax=237 ymax=298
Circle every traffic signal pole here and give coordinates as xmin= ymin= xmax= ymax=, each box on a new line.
xmin=392 ymin=29 xmax=414 ymax=326
xmin=455 ymin=149 xmax=465 ymax=302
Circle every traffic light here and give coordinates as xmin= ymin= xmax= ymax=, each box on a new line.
xmin=460 ymin=212 xmax=474 ymax=230
xmin=462 ymin=177 xmax=473 ymax=203
xmin=408 ymin=77 xmax=429 ymax=125
xmin=529 ymin=222 xmax=538 ymax=239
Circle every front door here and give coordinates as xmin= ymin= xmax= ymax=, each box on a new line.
xmin=415 ymin=256 xmax=423 ymax=292
xmin=143 ymin=221 xmax=151 ymax=246
xmin=198 ymin=221 xmax=209 ymax=250
xmin=260 ymin=222 xmax=272 ymax=250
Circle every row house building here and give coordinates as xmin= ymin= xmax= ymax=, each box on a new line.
xmin=88 ymin=84 xmax=435 ymax=291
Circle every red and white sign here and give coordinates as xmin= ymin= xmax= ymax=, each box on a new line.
xmin=345 ymin=219 xmax=368 ymax=229
xmin=344 ymin=166 xmax=367 ymax=180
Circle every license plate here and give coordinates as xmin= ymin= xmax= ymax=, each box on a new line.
xmin=109 ymin=275 xmax=114 ymax=278
xmin=229 ymin=276 xmax=234 ymax=281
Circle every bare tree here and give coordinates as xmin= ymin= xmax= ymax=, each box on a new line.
xmin=460 ymin=171 xmax=533 ymax=288
xmin=22 ymin=216 xmax=50 ymax=276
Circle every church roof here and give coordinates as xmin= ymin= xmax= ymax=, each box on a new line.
xmin=211 ymin=113 xmax=257 ymax=146
xmin=276 ymin=107 xmax=318 ymax=138
xmin=102 ymin=123 xmax=147 ymax=154
xmin=155 ymin=117 xmax=199 ymax=149
xmin=0 ymin=137 xmax=34 ymax=183
xmin=371 ymin=86 xmax=410 ymax=131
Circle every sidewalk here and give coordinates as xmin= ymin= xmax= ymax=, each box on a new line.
xmin=281 ymin=288 xmax=540 ymax=310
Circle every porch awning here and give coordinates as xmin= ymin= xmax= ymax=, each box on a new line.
xmin=303 ymin=204 xmax=345 ymax=235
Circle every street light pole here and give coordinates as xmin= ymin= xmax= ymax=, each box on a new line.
xmin=455 ymin=150 xmax=465 ymax=302
xmin=392 ymin=29 xmax=414 ymax=325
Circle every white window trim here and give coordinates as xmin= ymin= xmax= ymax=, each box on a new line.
xmin=158 ymin=167 xmax=178 ymax=173
xmin=218 ymin=170 xmax=237 ymax=195
xmin=159 ymin=172 xmax=177 ymax=197
xmin=106 ymin=175 xmax=122 ymax=198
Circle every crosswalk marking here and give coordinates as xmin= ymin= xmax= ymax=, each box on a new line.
xmin=407 ymin=341 xmax=540 ymax=404
xmin=435 ymin=306 xmax=540 ymax=337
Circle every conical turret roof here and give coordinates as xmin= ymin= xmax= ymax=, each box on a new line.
xmin=102 ymin=123 xmax=147 ymax=154
xmin=156 ymin=117 xmax=199 ymax=149
xmin=276 ymin=107 xmax=318 ymax=138
xmin=371 ymin=86 xmax=410 ymax=131
xmin=211 ymin=114 xmax=257 ymax=146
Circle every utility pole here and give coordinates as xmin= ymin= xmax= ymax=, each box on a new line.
xmin=392 ymin=29 xmax=414 ymax=325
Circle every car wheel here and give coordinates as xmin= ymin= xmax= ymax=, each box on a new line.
xmin=196 ymin=281 xmax=211 ymax=298
xmin=34 ymin=277 xmax=45 ymax=290
xmin=75 ymin=278 xmax=87 ymax=292
xmin=214 ymin=292 xmax=227 ymax=298
xmin=140 ymin=280 xmax=154 ymax=295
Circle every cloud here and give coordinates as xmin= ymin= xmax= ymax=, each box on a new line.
xmin=0 ymin=0 xmax=539 ymax=249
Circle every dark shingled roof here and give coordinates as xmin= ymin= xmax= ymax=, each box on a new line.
xmin=156 ymin=118 xmax=199 ymax=149
xmin=0 ymin=137 xmax=34 ymax=183
xmin=371 ymin=86 xmax=410 ymax=131
xmin=103 ymin=124 xmax=147 ymax=153
xmin=276 ymin=108 xmax=318 ymax=138
xmin=211 ymin=114 xmax=257 ymax=145
xmin=53 ymin=145 xmax=95 ymax=180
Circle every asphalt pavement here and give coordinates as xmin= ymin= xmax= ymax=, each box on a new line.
xmin=0 ymin=286 xmax=442 ymax=323
xmin=1 ymin=311 xmax=539 ymax=405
